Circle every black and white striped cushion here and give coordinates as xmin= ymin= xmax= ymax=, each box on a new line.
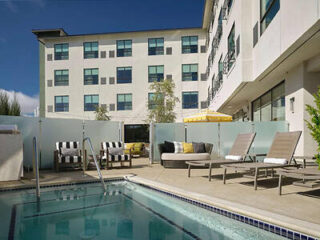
xmin=56 ymin=141 xmax=81 ymax=163
xmin=59 ymin=155 xmax=81 ymax=163
xmin=109 ymin=154 xmax=130 ymax=161
xmin=102 ymin=142 xmax=123 ymax=150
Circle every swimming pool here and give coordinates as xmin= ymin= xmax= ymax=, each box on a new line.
xmin=0 ymin=180 xmax=303 ymax=240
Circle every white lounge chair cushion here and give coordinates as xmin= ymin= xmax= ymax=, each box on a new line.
xmin=225 ymin=155 xmax=242 ymax=161
xmin=264 ymin=158 xmax=287 ymax=164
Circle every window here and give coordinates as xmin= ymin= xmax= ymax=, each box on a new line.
xmin=148 ymin=38 xmax=164 ymax=55
xmin=271 ymin=83 xmax=285 ymax=121
xmin=218 ymin=56 xmax=223 ymax=79
xmin=83 ymin=42 xmax=98 ymax=59
xmin=84 ymin=68 xmax=99 ymax=85
xmin=117 ymin=94 xmax=132 ymax=110
xmin=182 ymin=64 xmax=198 ymax=81
xmin=181 ymin=36 xmax=198 ymax=54
xmin=54 ymin=43 xmax=69 ymax=60
xmin=117 ymin=67 xmax=132 ymax=84
xmin=227 ymin=0 xmax=234 ymax=14
xmin=260 ymin=0 xmax=280 ymax=34
xmin=148 ymin=93 xmax=163 ymax=109
xmin=54 ymin=70 xmax=69 ymax=86
xmin=182 ymin=92 xmax=198 ymax=109
xmin=252 ymin=82 xmax=285 ymax=121
xmin=148 ymin=65 xmax=164 ymax=82
xmin=55 ymin=96 xmax=69 ymax=112
xmin=227 ymin=24 xmax=235 ymax=70
xmin=84 ymin=95 xmax=99 ymax=111
xmin=117 ymin=40 xmax=132 ymax=57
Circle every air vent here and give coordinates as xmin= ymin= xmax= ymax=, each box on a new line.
xmin=47 ymin=105 xmax=53 ymax=112
xmin=101 ymin=77 xmax=106 ymax=85
xmin=47 ymin=54 xmax=52 ymax=61
xmin=166 ymin=74 xmax=172 ymax=80
xmin=166 ymin=47 xmax=172 ymax=55
xmin=101 ymin=104 xmax=107 ymax=109
xmin=109 ymin=104 xmax=115 ymax=111
xmin=47 ymin=80 xmax=52 ymax=87
xmin=201 ymin=73 xmax=207 ymax=81
xmin=201 ymin=101 xmax=208 ymax=109
xmin=201 ymin=45 xmax=207 ymax=53
xmin=100 ymin=51 xmax=106 ymax=58
xmin=109 ymin=50 xmax=115 ymax=58
xmin=109 ymin=77 xmax=115 ymax=84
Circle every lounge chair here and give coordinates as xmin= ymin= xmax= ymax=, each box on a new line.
xmin=222 ymin=131 xmax=302 ymax=190
xmin=54 ymin=141 xmax=84 ymax=172
xmin=186 ymin=133 xmax=256 ymax=181
xmin=277 ymin=167 xmax=320 ymax=195
xmin=100 ymin=142 xmax=132 ymax=169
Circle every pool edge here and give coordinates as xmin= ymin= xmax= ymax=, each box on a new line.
xmin=125 ymin=175 xmax=319 ymax=240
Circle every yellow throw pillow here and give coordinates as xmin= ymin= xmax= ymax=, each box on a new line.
xmin=183 ymin=142 xmax=194 ymax=153
xmin=134 ymin=142 xmax=143 ymax=150
xmin=124 ymin=143 xmax=135 ymax=154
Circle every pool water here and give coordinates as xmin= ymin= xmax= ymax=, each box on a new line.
xmin=0 ymin=181 xmax=286 ymax=240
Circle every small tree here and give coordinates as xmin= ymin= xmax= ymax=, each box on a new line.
xmin=0 ymin=91 xmax=10 ymax=115
xmin=146 ymin=79 xmax=179 ymax=123
xmin=9 ymin=94 xmax=21 ymax=116
xmin=305 ymin=87 xmax=320 ymax=169
xmin=95 ymin=105 xmax=111 ymax=121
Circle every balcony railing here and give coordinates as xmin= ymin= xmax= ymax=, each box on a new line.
xmin=206 ymin=0 xmax=219 ymax=48
xmin=223 ymin=48 xmax=236 ymax=74
xmin=209 ymin=72 xmax=223 ymax=103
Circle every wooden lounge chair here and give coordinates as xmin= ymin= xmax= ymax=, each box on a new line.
xmin=100 ymin=142 xmax=132 ymax=169
xmin=54 ymin=141 xmax=84 ymax=172
xmin=186 ymin=133 xmax=256 ymax=181
xmin=222 ymin=131 xmax=302 ymax=190
xmin=277 ymin=167 xmax=320 ymax=195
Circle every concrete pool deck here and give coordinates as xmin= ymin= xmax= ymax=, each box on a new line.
xmin=0 ymin=158 xmax=319 ymax=238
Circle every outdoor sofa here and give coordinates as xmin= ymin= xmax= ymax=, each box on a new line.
xmin=222 ymin=131 xmax=302 ymax=190
xmin=158 ymin=142 xmax=213 ymax=168
xmin=186 ymin=133 xmax=256 ymax=180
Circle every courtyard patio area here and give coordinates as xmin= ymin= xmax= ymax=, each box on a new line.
xmin=1 ymin=157 xmax=319 ymax=237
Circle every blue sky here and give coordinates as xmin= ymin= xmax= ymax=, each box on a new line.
xmin=0 ymin=0 xmax=204 ymax=113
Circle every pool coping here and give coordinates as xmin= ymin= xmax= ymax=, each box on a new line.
xmin=126 ymin=175 xmax=320 ymax=240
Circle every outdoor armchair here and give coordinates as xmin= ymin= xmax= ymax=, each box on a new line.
xmin=100 ymin=142 xmax=132 ymax=169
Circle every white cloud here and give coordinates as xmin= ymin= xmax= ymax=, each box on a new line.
xmin=0 ymin=89 xmax=39 ymax=115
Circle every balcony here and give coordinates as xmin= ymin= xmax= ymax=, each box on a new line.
xmin=209 ymin=72 xmax=223 ymax=103
xmin=223 ymin=48 xmax=236 ymax=73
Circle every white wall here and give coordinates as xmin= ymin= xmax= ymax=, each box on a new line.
xmin=44 ymin=29 xmax=207 ymax=124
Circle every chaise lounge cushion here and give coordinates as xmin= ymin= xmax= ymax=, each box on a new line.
xmin=161 ymin=153 xmax=210 ymax=161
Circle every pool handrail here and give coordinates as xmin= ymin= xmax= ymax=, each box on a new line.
xmin=83 ymin=137 xmax=107 ymax=193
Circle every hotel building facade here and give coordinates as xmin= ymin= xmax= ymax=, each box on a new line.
xmin=34 ymin=0 xmax=320 ymax=155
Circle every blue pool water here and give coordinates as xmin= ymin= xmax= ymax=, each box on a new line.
xmin=0 ymin=180 xmax=286 ymax=240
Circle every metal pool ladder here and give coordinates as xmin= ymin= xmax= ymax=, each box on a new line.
xmin=32 ymin=136 xmax=40 ymax=200
xmin=83 ymin=137 xmax=107 ymax=193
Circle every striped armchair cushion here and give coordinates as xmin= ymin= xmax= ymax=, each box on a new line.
xmin=56 ymin=141 xmax=81 ymax=164
xmin=101 ymin=141 xmax=130 ymax=161
xmin=102 ymin=142 xmax=124 ymax=150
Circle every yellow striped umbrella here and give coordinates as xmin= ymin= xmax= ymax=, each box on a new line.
xmin=183 ymin=109 xmax=232 ymax=123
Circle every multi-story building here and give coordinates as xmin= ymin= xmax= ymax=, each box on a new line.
xmin=34 ymin=0 xmax=320 ymax=154
xmin=204 ymin=0 xmax=320 ymax=155
xmin=32 ymin=28 xmax=208 ymax=126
